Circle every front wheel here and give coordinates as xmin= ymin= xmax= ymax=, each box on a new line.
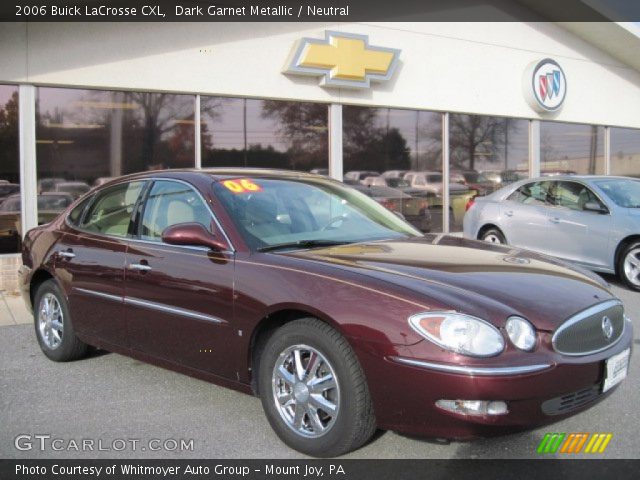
xmin=258 ymin=318 xmax=376 ymax=457
xmin=481 ymin=227 xmax=507 ymax=245
xmin=34 ymin=279 xmax=89 ymax=362
xmin=619 ymin=241 xmax=640 ymax=291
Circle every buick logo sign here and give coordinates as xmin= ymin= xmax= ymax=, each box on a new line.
xmin=602 ymin=316 xmax=614 ymax=341
xmin=523 ymin=58 xmax=567 ymax=113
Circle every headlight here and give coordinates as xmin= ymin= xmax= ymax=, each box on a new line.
xmin=409 ymin=312 xmax=504 ymax=357
xmin=505 ymin=316 xmax=536 ymax=351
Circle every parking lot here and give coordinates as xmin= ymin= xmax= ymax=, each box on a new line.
xmin=1 ymin=274 xmax=638 ymax=459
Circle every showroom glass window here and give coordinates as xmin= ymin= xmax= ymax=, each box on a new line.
xmin=540 ymin=121 xmax=604 ymax=175
xmin=343 ymin=106 xmax=444 ymax=233
xmin=0 ymin=85 xmax=20 ymax=254
xmin=449 ymin=114 xmax=529 ymax=232
xmin=200 ymin=97 xmax=328 ymax=172
xmin=610 ymin=128 xmax=640 ymax=178
xmin=35 ymin=86 xmax=195 ymax=209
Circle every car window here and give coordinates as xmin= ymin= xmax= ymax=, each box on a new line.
xmin=508 ymin=181 xmax=552 ymax=206
xmin=551 ymin=182 xmax=604 ymax=211
xmin=140 ymin=180 xmax=212 ymax=242
xmin=414 ymin=175 xmax=426 ymax=186
xmin=68 ymin=195 xmax=94 ymax=226
xmin=80 ymin=181 xmax=144 ymax=237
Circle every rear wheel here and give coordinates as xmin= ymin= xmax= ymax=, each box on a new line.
xmin=619 ymin=241 xmax=640 ymax=291
xmin=480 ymin=227 xmax=507 ymax=245
xmin=34 ymin=279 xmax=89 ymax=362
xmin=258 ymin=318 xmax=376 ymax=457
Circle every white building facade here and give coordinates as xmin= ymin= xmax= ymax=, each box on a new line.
xmin=1 ymin=20 xmax=640 ymax=289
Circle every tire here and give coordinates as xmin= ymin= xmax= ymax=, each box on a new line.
xmin=258 ymin=318 xmax=376 ymax=457
xmin=618 ymin=241 xmax=640 ymax=291
xmin=480 ymin=227 xmax=507 ymax=245
xmin=33 ymin=279 xmax=89 ymax=362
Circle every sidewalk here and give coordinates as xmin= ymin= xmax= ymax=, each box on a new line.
xmin=0 ymin=291 xmax=31 ymax=326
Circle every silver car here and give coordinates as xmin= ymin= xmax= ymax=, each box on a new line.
xmin=463 ymin=175 xmax=640 ymax=290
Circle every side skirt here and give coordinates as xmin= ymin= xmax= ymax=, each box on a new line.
xmin=76 ymin=332 xmax=253 ymax=396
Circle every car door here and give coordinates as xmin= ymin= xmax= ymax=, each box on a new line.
xmin=500 ymin=180 xmax=555 ymax=251
xmin=124 ymin=179 xmax=237 ymax=379
xmin=55 ymin=181 xmax=146 ymax=347
xmin=542 ymin=181 xmax=612 ymax=268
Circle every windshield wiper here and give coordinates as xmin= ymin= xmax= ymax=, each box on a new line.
xmin=257 ymin=240 xmax=351 ymax=252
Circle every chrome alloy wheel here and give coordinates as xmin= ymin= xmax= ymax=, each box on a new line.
xmin=484 ymin=233 xmax=503 ymax=244
xmin=38 ymin=293 xmax=63 ymax=349
xmin=271 ymin=344 xmax=340 ymax=438
xmin=624 ymin=247 xmax=640 ymax=287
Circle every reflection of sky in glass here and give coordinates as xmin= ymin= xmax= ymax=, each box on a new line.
xmin=201 ymin=97 xmax=290 ymax=152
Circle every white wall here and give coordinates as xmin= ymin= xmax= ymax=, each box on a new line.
xmin=1 ymin=21 xmax=640 ymax=128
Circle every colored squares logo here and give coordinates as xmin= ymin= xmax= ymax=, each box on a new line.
xmin=537 ymin=433 xmax=613 ymax=454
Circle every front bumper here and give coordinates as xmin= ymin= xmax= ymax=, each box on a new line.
xmin=353 ymin=322 xmax=633 ymax=439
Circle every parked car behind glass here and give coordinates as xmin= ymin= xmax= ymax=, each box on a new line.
xmin=464 ymin=175 xmax=640 ymax=290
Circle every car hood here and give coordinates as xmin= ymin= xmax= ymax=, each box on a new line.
xmin=283 ymin=236 xmax=614 ymax=331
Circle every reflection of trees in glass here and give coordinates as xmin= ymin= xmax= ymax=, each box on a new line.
xmin=449 ymin=114 xmax=518 ymax=171
xmin=0 ymin=91 xmax=19 ymax=182
xmin=342 ymin=106 xmax=410 ymax=173
xmin=261 ymin=101 xmax=328 ymax=170
xmin=120 ymin=92 xmax=194 ymax=172
xmin=38 ymin=90 xmax=196 ymax=178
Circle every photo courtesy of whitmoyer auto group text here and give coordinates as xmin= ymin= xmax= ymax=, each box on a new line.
xmin=1 ymin=0 xmax=640 ymax=479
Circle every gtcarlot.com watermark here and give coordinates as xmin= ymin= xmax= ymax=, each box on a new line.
xmin=14 ymin=434 xmax=194 ymax=453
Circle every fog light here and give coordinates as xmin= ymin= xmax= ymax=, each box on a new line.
xmin=436 ymin=399 xmax=508 ymax=416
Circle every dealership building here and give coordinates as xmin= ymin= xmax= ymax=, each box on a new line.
xmin=1 ymin=11 xmax=640 ymax=290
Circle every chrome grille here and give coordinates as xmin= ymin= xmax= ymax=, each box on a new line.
xmin=552 ymin=300 xmax=624 ymax=356
xmin=541 ymin=385 xmax=600 ymax=416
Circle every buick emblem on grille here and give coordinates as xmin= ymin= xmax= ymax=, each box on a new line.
xmin=602 ymin=316 xmax=614 ymax=340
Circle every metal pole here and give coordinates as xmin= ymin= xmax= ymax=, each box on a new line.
xmin=442 ymin=112 xmax=450 ymax=234
xmin=328 ymin=104 xmax=343 ymax=181
xmin=19 ymin=85 xmax=38 ymax=238
xmin=529 ymin=119 xmax=540 ymax=178
xmin=194 ymin=95 xmax=202 ymax=169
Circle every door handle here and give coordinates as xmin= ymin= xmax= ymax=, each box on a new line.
xmin=58 ymin=250 xmax=75 ymax=259
xmin=128 ymin=263 xmax=152 ymax=272
xmin=504 ymin=210 xmax=514 ymax=217
xmin=549 ymin=217 xmax=561 ymax=223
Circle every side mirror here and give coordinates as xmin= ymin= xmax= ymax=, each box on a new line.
xmin=161 ymin=223 xmax=228 ymax=251
xmin=583 ymin=201 xmax=608 ymax=214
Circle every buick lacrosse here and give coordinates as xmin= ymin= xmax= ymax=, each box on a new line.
xmin=20 ymin=169 xmax=632 ymax=457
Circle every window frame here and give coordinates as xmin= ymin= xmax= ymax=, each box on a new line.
xmin=128 ymin=178 xmax=235 ymax=252
xmin=65 ymin=180 xmax=148 ymax=239
xmin=135 ymin=179 xmax=215 ymax=244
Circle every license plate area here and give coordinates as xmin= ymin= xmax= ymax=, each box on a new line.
xmin=602 ymin=348 xmax=630 ymax=393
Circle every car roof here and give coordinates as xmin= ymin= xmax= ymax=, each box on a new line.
xmin=95 ymin=168 xmax=332 ymax=185
xmin=523 ymin=175 xmax=636 ymax=183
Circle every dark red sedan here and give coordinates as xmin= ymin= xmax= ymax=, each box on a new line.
xmin=19 ymin=169 xmax=632 ymax=457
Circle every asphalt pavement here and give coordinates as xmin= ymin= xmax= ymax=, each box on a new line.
xmin=0 ymin=274 xmax=638 ymax=459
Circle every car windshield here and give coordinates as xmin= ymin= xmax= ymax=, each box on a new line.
xmin=386 ymin=178 xmax=409 ymax=188
xmin=0 ymin=196 xmax=20 ymax=212
xmin=213 ymin=177 xmax=421 ymax=250
xmin=38 ymin=195 xmax=72 ymax=210
xmin=595 ymin=179 xmax=640 ymax=208
xmin=463 ymin=172 xmax=489 ymax=183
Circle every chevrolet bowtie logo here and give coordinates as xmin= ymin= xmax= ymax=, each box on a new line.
xmin=284 ymin=31 xmax=401 ymax=89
